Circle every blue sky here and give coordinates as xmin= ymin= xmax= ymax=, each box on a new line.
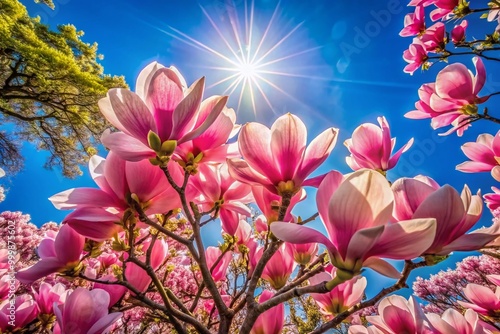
xmin=2 ymin=0 xmax=500 ymax=296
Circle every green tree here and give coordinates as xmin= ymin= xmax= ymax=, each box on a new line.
xmin=0 ymin=0 xmax=127 ymax=177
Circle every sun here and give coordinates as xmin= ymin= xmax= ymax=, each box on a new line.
xmin=164 ymin=0 xmax=323 ymax=119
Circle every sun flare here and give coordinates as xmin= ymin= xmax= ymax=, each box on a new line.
xmin=164 ymin=0 xmax=322 ymax=118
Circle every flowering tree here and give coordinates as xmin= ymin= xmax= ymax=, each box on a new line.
xmin=4 ymin=1 xmax=500 ymax=332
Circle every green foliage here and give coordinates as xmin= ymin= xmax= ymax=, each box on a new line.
xmin=0 ymin=0 xmax=127 ymax=177
xmin=288 ymin=295 xmax=323 ymax=333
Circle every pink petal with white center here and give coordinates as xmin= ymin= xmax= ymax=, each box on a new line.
xmin=49 ymin=188 xmax=119 ymax=210
xmin=104 ymin=89 xmax=156 ymax=142
xmin=101 ymin=130 xmax=155 ymax=162
xmin=270 ymin=113 xmax=307 ymax=180
xmin=366 ymin=218 xmax=436 ymax=259
xmin=295 ymin=127 xmax=338 ymax=183
xmin=328 ymin=170 xmax=394 ymax=254
xmin=145 ymin=68 xmax=184 ymax=140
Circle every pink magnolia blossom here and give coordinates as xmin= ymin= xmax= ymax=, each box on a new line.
xmin=271 ymin=170 xmax=437 ymax=279
xmin=50 ymin=152 xmax=182 ymax=240
xmin=365 ymin=295 xmax=432 ymax=334
xmin=17 ymin=224 xmax=85 ymax=284
xmin=427 ymin=309 xmax=487 ymax=334
xmin=451 ymin=20 xmax=468 ymax=44
xmin=309 ymin=265 xmax=366 ymax=318
xmin=227 ymin=113 xmax=338 ymax=196
xmin=403 ymin=38 xmax=429 ymax=74
xmin=53 ymin=288 xmax=122 ymax=334
xmin=400 ymin=5 xmax=426 ymax=37
xmin=420 ymin=22 xmax=446 ymax=52
xmin=290 ymin=242 xmax=318 ymax=265
xmin=93 ymin=274 xmax=127 ymax=308
xmin=33 ymin=282 xmax=68 ymax=315
xmin=392 ymin=177 xmax=499 ymax=255
xmin=345 ymin=116 xmax=413 ymax=173
xmin=234 ymin=220 xmax=252 ymax=246
xmin=484 ymin=187 xmax=500 ymax=211
xmin=174 ymin=105 xmax=240 ymax=168
xmin=430 ymin=0 xmax=458 ymax=21
xmin=125 ymin=236 xmax=168 ymax=293
xmin=99 ymin=62 xmax=227 ymax=162
xmin=250 ymin=290 xmax=284 ymax=334
xmin=205 ymin=246 xmax=231 ymax=282
xmin=458 ymin=280 xmax=500 ymax=316
xmin=189 ymin=163 xmax=253 ymax=235
xmin=456 ymin=131 xmax=500 ymax=180
xmin=408 ymin=0 xmax=435 ymax=6
xmin=255 ymin=215 xmax=268 ymax=234
xmin=405 ymin=57 xmax=488 ymax=136
xmin=260 ymin=243 xmax=295 ymax=290
xmin=252 ymin=185 xmax=305 ymax=224
xmin=0 ymin=294 xmax=38 ymax=331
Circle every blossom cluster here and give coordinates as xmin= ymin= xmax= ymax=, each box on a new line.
xmin=2 ymin=54 xmax=500 ymax=333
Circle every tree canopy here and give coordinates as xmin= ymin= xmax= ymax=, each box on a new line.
xmin=0 ymin=0 xmax=127 ymax=177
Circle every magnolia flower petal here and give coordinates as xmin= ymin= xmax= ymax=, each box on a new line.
xmin=296 ymin=127 xmax=338 ymax=183
xmin=363 ymin=257 xmax=401 ymax=278
xmin=101 ymin=131 xmax=155 ymax=162
xmin=270 ymin=222 xmax=339 ymax=259
xmin=366 ymin=218 xmax=436 ymax=260
xmin=271 ymin=113 xmax=307 ymax=180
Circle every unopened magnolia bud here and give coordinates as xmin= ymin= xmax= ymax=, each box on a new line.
xmin=160 ymin=140 xmax=177 ymax=156
xmin=147 ymin=130 xmax=162 ymax=152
